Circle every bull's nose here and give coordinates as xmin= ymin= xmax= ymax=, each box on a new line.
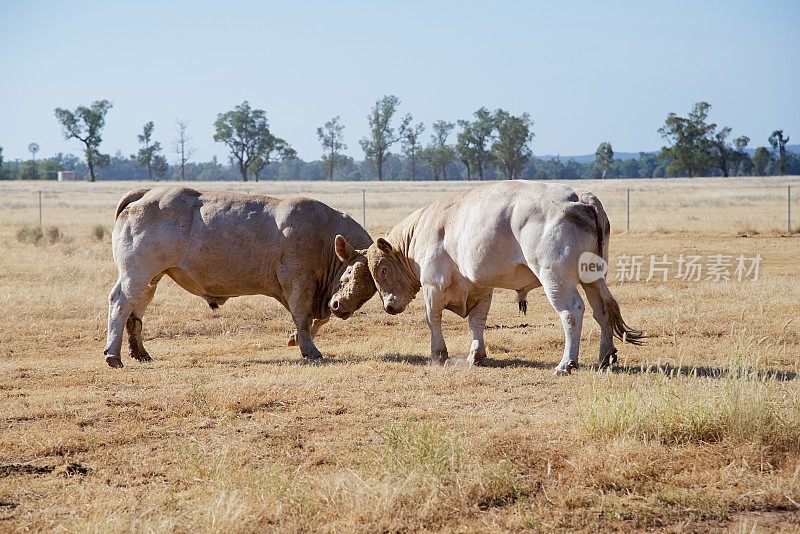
xmin=385 ymin=304 xmax=396 ymax=314
xmin=331 ymin=299 xmax=340 ymax=311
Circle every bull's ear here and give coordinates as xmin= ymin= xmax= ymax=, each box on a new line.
xmin=376 ymin=237 xmax=393 ymax=253
xmin=334 ymin=235 xmax=354 ymax=262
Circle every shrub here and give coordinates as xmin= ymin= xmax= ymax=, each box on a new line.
xmin=46 ymin=226 xmax=63 ymax=244
xmin=16 ymin=225 xmax=43 ymax=244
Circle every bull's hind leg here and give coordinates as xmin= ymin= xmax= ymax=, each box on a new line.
xmin=540 ymin=276 xmax=585 ymax=375
xmin=581 ymin=281 xmax=617 ymax=369
xmin=467 ymin=292 xmax=493 ymax=366
xmin=104 ymin=275 xmax=154 ymax=368
xmin=126 ymin=275 xmax=162 ymax=362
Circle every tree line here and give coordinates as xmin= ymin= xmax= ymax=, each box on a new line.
xmin=0 ymin=98 xmax=796 ymax=181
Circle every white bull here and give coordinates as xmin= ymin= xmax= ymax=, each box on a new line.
xmin=333 ymin=181 xmax=643 ymax=374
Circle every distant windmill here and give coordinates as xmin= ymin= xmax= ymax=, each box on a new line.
xmin=28 ymin=142 xmax=40 ymax=162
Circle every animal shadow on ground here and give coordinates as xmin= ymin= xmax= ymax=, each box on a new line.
xmin=381 ymin=353 xmax=553 ymax=370
xmin=601 ymin=362 xmax=798 ymax=382
xmin=211 ymin=357 xmax=346 ymax=368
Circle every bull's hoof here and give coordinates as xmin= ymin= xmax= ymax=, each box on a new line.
xmin=130 ymin=352 xmax=152 ymax=363
xmin=469 ymin=357 xmax=488 ymax=367
xmin=598 ymin=349 xmax=619 ymax=371
xmin=554 ymin=361 xmax=578 ymax=376
xmin=106 ymin=356 xmax=124 ymax=368
xmin=301 ymin=351 xmax=324 ymax=362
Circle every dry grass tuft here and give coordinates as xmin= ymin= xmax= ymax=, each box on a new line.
xmin=379 ymin=423 xmax=463 ymax=478
xmin=583 ymin=367 xmax=800 ymax=453
xmin=91 ymin=223 xmax=109 ymax=241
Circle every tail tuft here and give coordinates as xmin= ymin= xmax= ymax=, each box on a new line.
xmin=599 ymin=280 xmax=646 ymax=345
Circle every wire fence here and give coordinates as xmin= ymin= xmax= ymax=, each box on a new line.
xmin=1 ymin=177 xmax=798 ymax=237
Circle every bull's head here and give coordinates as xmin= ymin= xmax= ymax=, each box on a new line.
xmin=366 ymin=237 xmax=418 ymax=315
xmin=329 ymin=235 xmax=376 ymax=320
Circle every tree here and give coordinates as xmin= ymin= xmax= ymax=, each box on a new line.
xmin=594 ymin=142 xmax=614 ymax=179
xmin=708 ymin=128 xmax=750 ymax=178
xmin=173 ymin=119 xmax=195 ymax=181
xmin=152 ymin=154 xmax=169 ymax=178
xmin=137 ymin=122 xmax=166 ymax=180
xmin=768 ymin=130 xmax=790 ymax=175
xmin=491 ymin=110 xmax=534 ymax=180
xmin=422 ymin=121 xmax=455 ymax=180
xmin=250 ymin=137 xmax=295 ymax=182
xmin=658 ymin=101 xmax=716 ymax=177
xmin=316 ymin=116 xmax=347 ymax=181
xmin=359 ymin=95 xmax=410 ymax=180
xmin=214 ymin=101 xmax=294 ymax=181
xmin=0 ymin=146 xmax=4 ymax=180
xmin=400 ymin=119 xmax=425 ymax=180
xmin=19 ymin=160 xmax=41 ymax=180
xmin=457 ymin=107 xmax=497 ymax=180
xmin=752 ymin=147 xmax=772 ymax=176
xmin=54 ymin=100 xmax=112 ymax=182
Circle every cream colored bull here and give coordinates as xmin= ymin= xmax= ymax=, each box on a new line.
xmin=333 ymin=181 xmax=643 ymax=374
xmin=104 ymin=186 xmax=375 ymax=368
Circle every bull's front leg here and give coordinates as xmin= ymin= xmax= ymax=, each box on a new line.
xmin=287 ymin=317 xmax=329 ymax=347
xmin=290 ymin=312 xmax=323 ymax=361
xmin=280 ymin=273 xmax=324 ymax=361
xmin=423 ymin=285 xmax=448 ymax=364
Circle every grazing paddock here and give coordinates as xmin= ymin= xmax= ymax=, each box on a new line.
xmin=0 ymin=178 xmax=799 ymax=532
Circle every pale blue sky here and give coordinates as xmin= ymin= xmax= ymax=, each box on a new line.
xmin=1 ymin=0 xmax=798 ymax=163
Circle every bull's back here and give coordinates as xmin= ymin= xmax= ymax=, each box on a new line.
xmin=115 ymin=187 xmax=370 ymax=297
xmin=426 ymin=181 xmax=594 ymax=287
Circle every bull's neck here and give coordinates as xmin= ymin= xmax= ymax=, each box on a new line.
xmin=388 ymin=216 xmax=422 ymax=295
xmin=318 ymin=250 xmax=345 ymax=318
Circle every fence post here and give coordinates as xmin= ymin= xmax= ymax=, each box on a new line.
xmin=626 ymin=188 xmax=630 ymax=233
xmin=362 ymin=189 xmax=366 ymax=228
xmin=38 ymin=190 xmax=42 ymax=228
xmin=789 ymin=185 xmax=792 ymax=234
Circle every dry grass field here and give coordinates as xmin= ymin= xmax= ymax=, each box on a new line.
xmin=1 ymin=177 xmax=799 ymax=533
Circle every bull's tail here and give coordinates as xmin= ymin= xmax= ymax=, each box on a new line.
xmin=579 ymin=191 xmax=645 ymax=345
xmin=597 ymin=278 xmax=645 ymax=345
xmin=115 ymin=188 xmax=150 ymax=220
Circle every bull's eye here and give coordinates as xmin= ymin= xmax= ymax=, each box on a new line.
xmin=380 ymin=267 xmax=387 ymax=277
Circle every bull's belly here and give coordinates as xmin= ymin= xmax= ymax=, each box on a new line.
xmin=441 ymin=264 xmax=541 ymax=318
xmin=468 ymin=263 xmax=541 ymax=292
xmin=166 ymin=266 xmax=276 ymax=299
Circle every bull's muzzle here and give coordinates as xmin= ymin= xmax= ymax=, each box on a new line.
xmin=329 ymin=298 xmax=352 ymax=319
